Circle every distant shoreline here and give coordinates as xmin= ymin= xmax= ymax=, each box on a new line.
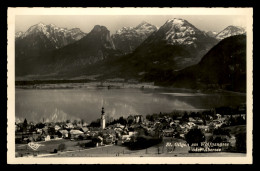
xmin=15 ymin=80 xmax=246 ymax=96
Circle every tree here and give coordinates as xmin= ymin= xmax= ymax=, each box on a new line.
xmin=202 ymin=117 xmax=207 ymax=125
xmin=81 ymin=119 xmax=85 ymax=125
xmin=182 ymin=112 xmax=189 ymax=122
xmin=118 ymin=116 xmax=127 ymax=125
xmin=29 ymin=124 xmax=36 ymax=133
xmin=58 ymin=143 xmax=66 ymax=152
xmin=185 ymin=128 xmax=205 ymax=146
xmin=213 ymin=128 xmax=231 ymax=138
xmin=211 ymin=136 xmax=225 ymax=143
xmin=127 ymin=115 xmax=135 ymax=125
xmin=105 ymin=115 xmax=114 ymax=124
xmin=175 ymin=132 xmax=180 ymax=138
xmin=235 ymin=132 xmax=246 ymax=153
xmin=35 ymin=122 xmax=45 ymax=129
xmin=146 ymin=114 xmax=155 ymax=122
xmin=92 ymin=137 xmax=102 ymax=145
xmin=77 ymin=135 xmax=84 ymax=140
xmin=209 ymin=127 xmax=231 ymax=143
xmin=48 ymin=127 xmax=56 ymax=135
xmin=146 ymin=114 xmax=151 ymax=121
xmin=228 ymin=117 xmax=236 ymax=126
xmin=235 ymin=116 xmax=246 ymax=125
xmin=190 ymin=112 xmax=196 ymax=118
xmin=23 ymin=118 xmax=28 ymax=132
xmin=73 ymin=120 xmax=78 ymax=126
xmin=89 ymin=119 xmax=101 ymax=127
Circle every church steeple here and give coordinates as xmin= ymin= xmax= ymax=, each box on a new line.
xmin=100 ymin=107 xmax=106 ymax=129
xmin=101 ymin=107 xmax=105 ymax=115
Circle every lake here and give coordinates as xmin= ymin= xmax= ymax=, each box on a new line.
xmin=15 ymin=87 xmax=246 ymax=123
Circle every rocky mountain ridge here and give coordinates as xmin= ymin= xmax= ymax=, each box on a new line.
xmin=111 ymin=21 xmax=158 ymax=54
xmin=215 ymin=25 xmax=246 ymax=40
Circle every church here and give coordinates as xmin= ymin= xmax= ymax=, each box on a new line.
xmin=100 ymin=107 xmax=106 ymax=129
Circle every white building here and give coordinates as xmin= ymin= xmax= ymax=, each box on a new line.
xmin=100 ymin=107 xmax=106 ymax=129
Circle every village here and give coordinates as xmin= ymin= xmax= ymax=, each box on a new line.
xmin=15 ymin=105 xmax=246 ymax=157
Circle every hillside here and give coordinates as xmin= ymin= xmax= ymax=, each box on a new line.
xmin=166 ymin=35 xmax=246 ymax=92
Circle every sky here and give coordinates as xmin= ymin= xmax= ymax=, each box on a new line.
xmin=15 ymin=15 xmax=247 ymax=34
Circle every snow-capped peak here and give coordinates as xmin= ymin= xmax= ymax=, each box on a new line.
xmin=215 ymin=25 xmax=246 ymax=40
xmin=114 ymin=21 xmax=157 ymax=36
xmin=166 ymin=18 xmax=185 ymax=25
xmin=33 ymin=22 xmax=48 ymax=31
xmin=111 ymin=21 xmax=158 ymax=54
xmin=160 ymin=18 xmax=199 ymax=45
xmin=23 ymin=22 xmax=49 ymax=37
xmin=135 ymin=22 xmax=157 ymax=35
xmin=115 ymin=26 xmax=134 ymax=34
xmin=17 ymin=22 xmax=86 ymax=49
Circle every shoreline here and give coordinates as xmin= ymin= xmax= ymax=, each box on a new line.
xmin=15 ymin=81 xmax=246 ymax=95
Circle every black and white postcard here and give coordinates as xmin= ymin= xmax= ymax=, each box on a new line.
xmin=7 ymin=7 xmax=253 ymax=164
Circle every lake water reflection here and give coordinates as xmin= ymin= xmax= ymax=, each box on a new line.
xmin=15 ymin=88 xmax=246 ymax=123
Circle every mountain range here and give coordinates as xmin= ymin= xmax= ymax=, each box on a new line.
xmin=112 ymin=19 xmax=219 ymax=76
xmin=15 ymin=23 xmax=86 ymax=76
xmin=111 ymin=21 xmax=158 ymax=54
xmin=16 ymin=23 xmax=86 ymax=49
xmin=166 ymin=35 xmax=246 ymax=92
xmin=42 ymin=25 xmax=122 ymax=76
xmin=15 ymin=20 xmax=247 ymax=92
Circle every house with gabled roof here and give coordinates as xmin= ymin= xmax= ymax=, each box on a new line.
xmin=69 ymin=129 xmax=84 ymax=139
